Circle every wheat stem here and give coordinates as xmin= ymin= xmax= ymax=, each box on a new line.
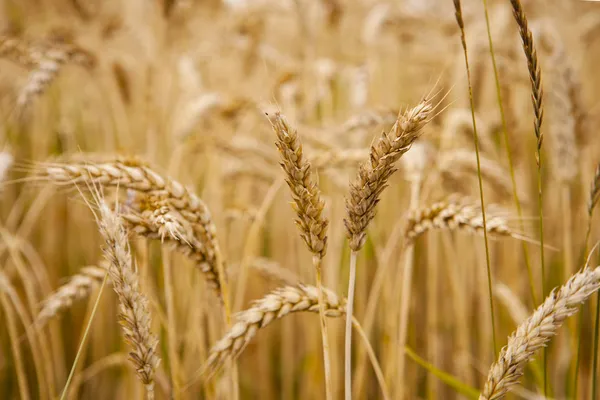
xmin=453 ymin=0 xmax=497 ymax=354
xmin=59 ymin=273 xmax=109 ymax=400
xmin=345 ymin=250 xmax=358 ymax=400
xmin=480 ymin=0 xmax=537 ymax=305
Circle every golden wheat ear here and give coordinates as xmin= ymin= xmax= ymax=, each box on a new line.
xmin=480 ymin=264 xmax=600 ymax=400
xmin=93 ymin=194 xmax=161 ymax=399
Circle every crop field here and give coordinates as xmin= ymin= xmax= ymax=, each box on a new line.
xmin=0 ymin=0 xmax=599 ymax=399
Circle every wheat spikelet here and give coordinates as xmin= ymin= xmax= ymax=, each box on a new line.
xmin=36 ymin=266 xmax=105 ymax=328
xmin=480 ymin=265 xmax=600 ymax=400
xmin=120 ymin=195 xmax=222 ymax=292
xmin=344 ymin=97 xmax=433 ymax=251
xmin=268 ymin=111 xmax=334 ymax=398
xmin=96 ymin=200 xmax=160 ymax=399
xmin=204 ymin=284 xmax=345 ymax=374
xmin=509 ymin=0 xmax=544 ymax=156
xmin=405 ymin=198 xmax=516 ymax=241
xmin=269 ymin=112 xmax=328 ymax=258
xmin=37 ymin=158 xmax=224 ymax=296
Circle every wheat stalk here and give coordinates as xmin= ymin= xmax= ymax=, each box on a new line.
xmin=268 ymin=112 xmax=332 ymax=399
xmin=344 ymin=96 xmax=433 ymax=399
xmin=480 ymin=265 xmax=600 ymax=400
xmin=96 ymin=200 xmax=160 ymax=400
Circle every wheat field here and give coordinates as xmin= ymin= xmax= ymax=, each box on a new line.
xmin=1 ymin=0 xmax=600 ymax=399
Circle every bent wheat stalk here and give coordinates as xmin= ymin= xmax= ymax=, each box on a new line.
xmin=480 ymin=265 xmax=600 ymax=400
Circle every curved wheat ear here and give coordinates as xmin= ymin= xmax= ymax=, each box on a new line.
xmin=96 ymin=200 xmax=160 ymax=399
xmin=120 ymin=195 xmax=222 ymax=292
xmin=204 ymin=284 xmax=345 ymax=374
xmin=405 ymin=198 xmax=519 ymax=242
xmin=480 ymin=265 xmax=600 ymax=400
xmin=36 ymin=266 xmax=105 ymax=328
xmin=36 ymin=158 xmax=224 ymax=297
xmin=345 ymin=97 xmax=433 ymax=251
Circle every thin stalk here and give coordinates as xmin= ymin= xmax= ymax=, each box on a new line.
xmin=594 ymin=290 xmax=600 ymax=399
xmin=480 ymin=0 xmax=537 ymax=305
xmin=162 ymin=250 xmax=180 ymax=399
xmin=60 ymin=273 xmax=109 ymax=400
xmin=395 ymin=179 xmax=421 ymax=399
xmin=0 ymin=291 xmax=30 ymax=400
xmin=351 ymin=317 xmax=390 ymax=400
xmin=345 ymin=250 xmax=358 ymax=400
xmin=574 ymin=179 xmax=597 ymax=397
xmin=314 ymin=255 xmax=333 ymax=400
xmin=452 ymin=0 xmax=497 ymax=354
xmin=506 ymin=0 xmax=546 ymax=392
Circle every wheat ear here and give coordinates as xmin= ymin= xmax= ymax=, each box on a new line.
xmin=343 ymin=97 xmax=433 ymax=399
xmin=96 ymin=201 xmax=160 ymax=400
xmin=268 ymin=112 xmax=333 ymax=398
xmin=480 ymin=265 xmax=600 ymax=400
xmin=405 ymin=198 xmax=523 ymax=242
xmin=37 ymin=159 xmax=228 ymax=305
xmin=508 ymin=0 xmax=547 ymax=388
xmin=120 ymin=195 xmax=223 ymax=293
xmin=36 ymin=266 xmax=105 ymax=328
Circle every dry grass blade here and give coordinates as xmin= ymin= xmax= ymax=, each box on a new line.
xmin=36 ymin=266 xmax=105 ymax=328
xmin=96 ymin=199 xmax=160 ymax=399
xmin=480 ymin=265 xmax=600 ymax=400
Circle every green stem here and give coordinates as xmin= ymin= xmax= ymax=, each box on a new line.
xmin=60 ymin=273 xmax=109 ymax=400
xmin=481 ymin=0 xmax=537 ymax=306
xmin=452 ymin=0 xmax=497 ymax=354
xmin=405 ymin=346 xmax=479 ymax=400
